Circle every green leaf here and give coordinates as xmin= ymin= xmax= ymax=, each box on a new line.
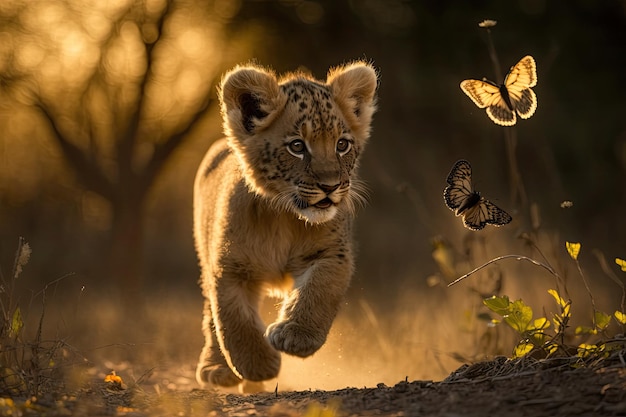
xmin=595 ymin=311 xmax=611 ymax=331
xmin=513 ymin=342 xmax=534 ymax=358
xmin=548 ymin=289 xmax=571 ymax=335
xmin=548 ymin=289 xmax=565 ymax=308
xmin=531 ymin=317 xmax=550 ymax=332
xmin=575 ymin=325 xmax=597 ymax=335
xmin=10 ymin=307 xmax=23 ymax=338
xmin=566 ymin=242 xmax=581 ymax=260
xmin=544 ymin=342 xmax=559 ymax=355
xmin=503 ymin=299 xmax=533 ymax=334
xmin=614 ymin=310 xmax=626 ymax=325
xmin=577 ymin=343 xmax=602 ymax=359
xmin=483 ymin=295 xmax=511 ymax=316
xmin=548 ymin=289 xmax=571 ymax=317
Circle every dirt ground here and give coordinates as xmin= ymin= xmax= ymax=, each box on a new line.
xmin=4 ymin=350 xmax=625 ymax=417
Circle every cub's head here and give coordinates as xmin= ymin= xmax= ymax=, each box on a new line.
xmin=219 ymin=61 xmax=378 ymax=224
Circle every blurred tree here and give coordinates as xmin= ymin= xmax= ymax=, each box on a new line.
xmin=0 ymin=0 xmax=237 ymax=305
xmin=1 ymin=0 xmax=625 ymax=307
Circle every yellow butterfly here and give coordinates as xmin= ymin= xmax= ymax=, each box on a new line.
xmin=460 ymin=55 xmax=537 ymax=126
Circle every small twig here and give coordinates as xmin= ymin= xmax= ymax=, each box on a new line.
xmin=592 ymin=249 xmax=626 ymax=320
xmin=448 ymin=254 xmax=560 ymax=287
xmin=504 ymin=129 xmax=528 ymax=209
xmin=135 ymin=367 xmax=156 ymax=385
xmin=520 ymin=233 xmax=569 ymax=300
xmin=484 ymin=27 xmax=502 ymax=82
xmin=574 ymin=258 xmax=598 ymax=328
xmin=32 ymin=273 xmax=74 ymax=299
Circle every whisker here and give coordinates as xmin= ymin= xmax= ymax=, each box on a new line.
xmin=267 ymin=190 xmax=297 ymax=214
xmin=345 ymin=179 xmax=370 ymax=215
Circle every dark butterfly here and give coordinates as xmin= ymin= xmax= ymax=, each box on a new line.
xmin=460 ymin=55 xmax=537 ymax=126
xmin=444 ymin=160 xmax=512 ymax=230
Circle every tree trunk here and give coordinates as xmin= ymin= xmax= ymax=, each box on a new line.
xmin=107 ymin=192 xmax=146 ymax=311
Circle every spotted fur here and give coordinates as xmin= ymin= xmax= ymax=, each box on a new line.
xmin=193 ymin=62 xmax=377 ymax=389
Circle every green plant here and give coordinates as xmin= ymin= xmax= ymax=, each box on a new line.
xmin=0 ymin=237 xmax=31 ymax=395
xmin=0 ymin=238 xmax=83 ymax=397
xmin=450 ymin=240 xmax=626 ymax=361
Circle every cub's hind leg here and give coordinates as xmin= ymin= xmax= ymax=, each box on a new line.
xmin=196 ymin=299 xmax=242 ymax=388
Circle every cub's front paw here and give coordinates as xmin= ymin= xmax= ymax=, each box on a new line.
xmin=266 ymin=320 xmax=326 ymax=357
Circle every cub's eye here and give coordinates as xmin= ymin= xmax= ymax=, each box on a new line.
xmin=287 ymin=139 xmax=306 ymax=157
xmin=336 ymin=138 xmax=351 ymax=155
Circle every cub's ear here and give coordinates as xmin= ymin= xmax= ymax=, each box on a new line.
xmin=327 ymin=62 xmax=378 ymax=139
xmin=219 ymin=65 xmax=288 ymax=137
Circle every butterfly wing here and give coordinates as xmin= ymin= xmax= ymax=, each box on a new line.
xmin=506 ymin=55 xmax=537 ymax=88
xmin=444 ymin=160 xmax=513 ymax=230
xmin=504 ymin=55 xmax=538 ymax=119
xmin=486 ymin=102 xmax=517 ymax=126
xmin=462 ymin=198 xmax=513 ymax=231
xmin=460 ymin=79 xmax=517 ymax=126
xmin=460 ymin=79 xmax=501 ymax=109
xmin=444 ymin=160 xmax=474 ymax=213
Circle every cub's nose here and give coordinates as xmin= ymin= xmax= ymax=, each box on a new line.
xmin=318 ymin=183 xmax=340 ymax=194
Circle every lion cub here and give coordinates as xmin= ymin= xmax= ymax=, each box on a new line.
xmin=193 ymin=61 xmax=377 ymax=388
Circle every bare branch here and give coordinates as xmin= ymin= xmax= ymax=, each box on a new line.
xmin=139 ymin=99 xmax=213 ymax=192
xmin=36 ymin=103 xmax=115 ymax=200
xmin=448 ymin=254 xmax=560 ymax=287
xmin=115 ymin=0 xmax=173 ymax=191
